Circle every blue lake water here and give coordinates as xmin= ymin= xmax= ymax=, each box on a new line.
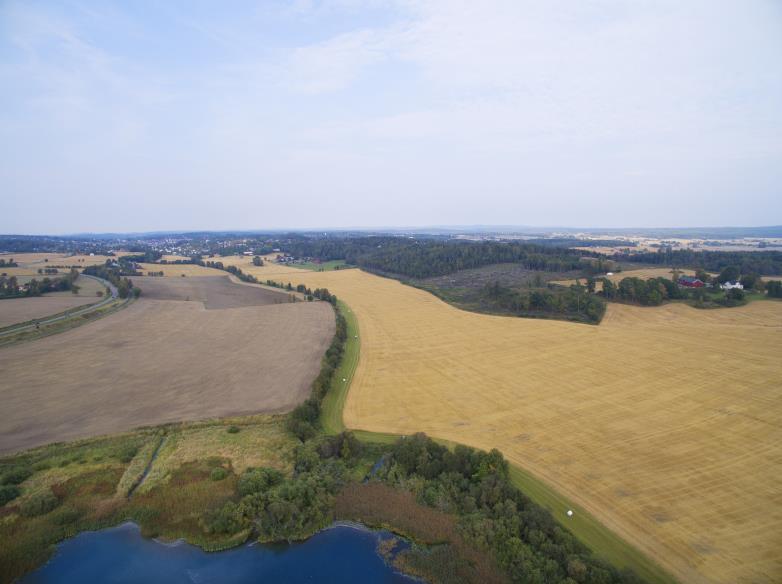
xmin=22 ymin=522 xmax=419 ymax=584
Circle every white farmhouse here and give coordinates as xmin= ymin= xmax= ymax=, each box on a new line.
xmin=720 ymin=281 xmax=744 ymax=290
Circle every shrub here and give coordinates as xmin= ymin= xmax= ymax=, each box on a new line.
xmin=1 ymin=467 xmax=32 ymax=485
xmin=287 ymin=419 xmax=317 ymax=442
xmin=226 ymin=425 xmax=240 ymax=434
xmin=0 ymin=484 xmax=21 ymax=506
xmin=238 ymin=467 xmax=284 ymax=496
xmin=51 ymin=505 xmax=82 ymax=525
xmin=20 ymin=489 xmax=60 ymax=517
xmin=728 ymin=288 xmax=745 ymax=301
xmin=317 ymin=432 xmax=363 ymax=464
xmin=116 ymin=443 xmax=139 ymax=463
xmin=210 ymin=468 xmax=228 ymax=481
xmin=203 ymin=501 xmax=243 ymax=535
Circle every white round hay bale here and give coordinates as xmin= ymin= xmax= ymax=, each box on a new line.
xmin=567 ymin=509 xmax=574 ymax=517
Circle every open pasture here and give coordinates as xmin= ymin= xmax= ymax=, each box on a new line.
xmin=231 ymin=264 xmax=782 ymax=584
xmin=0 ymin=277 xmax=335 ymax=455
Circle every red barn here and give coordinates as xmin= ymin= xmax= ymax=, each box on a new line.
xmin=678 ymin=276 xmax=705 ymax=288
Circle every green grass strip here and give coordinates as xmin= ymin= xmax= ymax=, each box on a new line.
xmin=321 ymin=300 xmax=360 ymax=434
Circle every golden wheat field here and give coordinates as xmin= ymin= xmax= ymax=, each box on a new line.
xmin=0 ymin=267 xmax=39 ymax=277
xmin=138 ymin=262 xmax=226 ymax=277
xmin=230 ymin=258 xmax=782 ymax=584
xmin=0 ymin=252 xmax=131 ymax=269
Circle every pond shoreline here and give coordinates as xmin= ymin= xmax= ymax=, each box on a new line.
xmin=22 ymin=520 xmax=419 ymax=584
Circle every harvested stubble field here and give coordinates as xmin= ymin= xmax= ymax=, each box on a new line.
xmin=230 ymin=259 xmax=782 ymax=584
xmin=0 ymin=276 xmax=334 ymax=455
xmin=0 ymin=296 xmax=96 ymax=328
xmin=0 ymin=267 xmax=39 ymax=278
xmin=135 ymin=275 xmax=290 ymax=309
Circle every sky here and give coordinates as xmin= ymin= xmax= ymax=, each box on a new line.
xmin=1 ymin=0 xmax=781 ymax=234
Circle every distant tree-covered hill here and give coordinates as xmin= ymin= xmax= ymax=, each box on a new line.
xmin=283 ymin=238 xmax=597 ymax=279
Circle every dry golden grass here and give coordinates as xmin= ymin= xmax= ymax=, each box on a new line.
xmin=232 ymin=263 xmax=782 ymax=584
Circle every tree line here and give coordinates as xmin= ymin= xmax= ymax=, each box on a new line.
xmin=283 ymin=237 xmax=593 ymax=279
xmin=0 ymin=269 xmax=79 ymax=299
xmin=599 ymin=274 xmax=782 ymax=308
xmin=615 ymin=248 xmax=782 ymax=276
xmin=82 ymin=263 xmax=140 ymax=299
xmin=480 ymin=281 xmax=606 ymax=324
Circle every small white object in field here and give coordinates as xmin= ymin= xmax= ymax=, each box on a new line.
xmin=355 ymin=335 xmax=358 ymax=339
xmin=567 ymin=510 xmax=574 ymax=517
xmin=343 ymin=378 xmax=347 ymax=382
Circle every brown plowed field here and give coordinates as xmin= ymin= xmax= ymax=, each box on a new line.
xmin=0 ymin=277 xmax=334 ymax=455
xmin=134 ymin=275 xmax=289 ymax=309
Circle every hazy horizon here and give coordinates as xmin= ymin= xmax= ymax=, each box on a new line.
xmin=4 ymin=223 xmax=782 ymax=239
xmin=3 ymin=1 xmax=781 ymax=233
